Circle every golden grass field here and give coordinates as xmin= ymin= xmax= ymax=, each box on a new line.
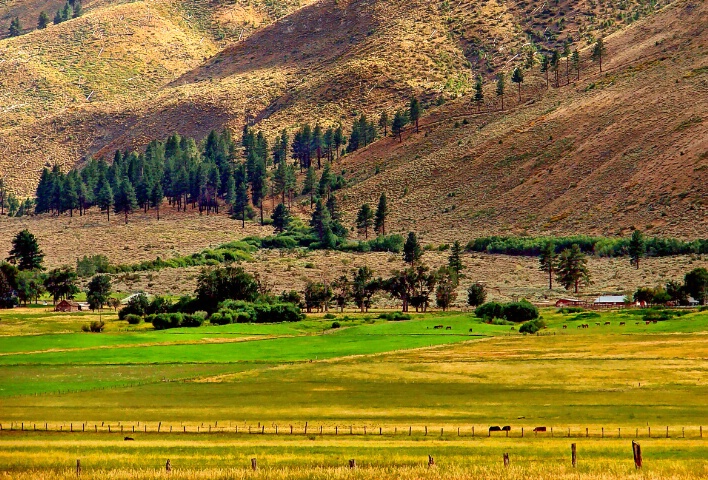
xmin=2 ymin=308 xmax=708 ymax=479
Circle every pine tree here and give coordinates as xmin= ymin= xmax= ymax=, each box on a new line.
xmin=356 ymin=204 xmax=374 ymax=239
xmin=63 ymin=174 xmax=79 ymax=217
xmin=374 ymin=193 xmax=388 ymax=236
xmin=61 ymin=2 xmax=73 ymax=22
xmin=571 ymin=49 xmax=580 ymax=80
xmin=7 ymin=230 xmax=44 ymax=271
xmin=271 ymin=203 xmax=291 ymax=233
xmin=556 ymin=244 xmax=591 ymax=294
xmin=312 ymin=124 xmax=324 ymax=169
xmin=0 ymin=178 xmax=5 ymax=215
xmin=318 ymin=162 xmax=332 ymax=199
xmin=539 ymin=241 xmax=557 ymax=290
xmin=303 ymin=166 xmax=316 ymax=208
xmin=540 ymin=54 xmax=550 ymax=89
xmin=96 ymin=177 xmax=113 ymax=222
xmin=333 ymin=125 xmax=344 ymax=159
xmin=150 ymin=181 xmax=164 ymax=220
xmin=592 ymin=38 xmax=606 ymax=72
xmin=511 ymin=67 xmax=524 ymax=102
xmin=551 ymin=50 xmax=561 ymax=87
xmin=403 ymin=232 xmax=422 ymax=265
xmin=392 ymin=110 xmax=406 ymax=143
xmin=496 ymin=73 xmax=505 ymax=110
xmin=8 ymin=17 xmax=21 ymax=37
xmin=628 ymin=230 xmax=646 ymax=269
xmin=114 ymin=177 xmax=138 ymax=225
xmin=53 ymin=10 xmax=62 ymax=25
xmin=310 ymin=199 xmax=335 ymax=248
xmin=474 ymin=75 xmax=484 ymax=112
xmin=378 ymin=111 xmax=389 ymax=137
xmin=409 ymin=97 xmax=421 ymax=133
xmin=38 ymin=11 xmax=50 ymax=29
xmin=233 ymin=169 xmax=249 ymax=228
xmin=448 ymin=240 xmax=464 ymax=276
xmin=72 ymin=0 xmax=82 ymax=18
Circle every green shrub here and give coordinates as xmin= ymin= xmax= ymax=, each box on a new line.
xmin=124 ymin=314 xmax=142 ymax=325
xmin=519 ymin=319 xmax=546 ymax=334
xmin=475 ymin=302 xmax=504 ymax=320
xmin=502 ymin=301 xmax=539 ymax=323
xmin=331 ymin=321 xmax=341 ymax=329
xmin=323 ymin=313 xmax=336 ymax=319
xmin=81 ymin=321 xmax=105 ymax=333
xmin=378 ymin=312 xmax=412 ymax=321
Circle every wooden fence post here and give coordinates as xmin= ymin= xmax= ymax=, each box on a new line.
xmin=158 ymin=422 xmax=161 ymax=433
xmin=586 ymin=428 xmax=588 ymax=438
xmin=682 ymin=427 xmax=685 ymax=438
xmin=428 ymin=455 xmax=435 ymax=468
xmin=632 ymin=441 xmax=642 ymax=469
xmin=380 ymin=427 xmax=382 ymax=435
xmin=76 ymin=460 xmax=81 ymax=476
xmin=602 ymin=427 xmax=604 ymax=438
xmin=666 ymin=426 xmax=669 ymax=438
xmin=364 ymin=426 xmax=367 ymax=435
xmin=262 ymin=426 xmax=265 ymax=434
xmin=409 ymin=426 xmax=412 ymax=436
xmin=618 ymin=428 xmax=621 ymax=438
xmin=503 ymin=453 xmax=510 ymax=467
xmin=701 ymin=426 xmax=703 ymax=438
xmin=251 ymin=458 xmax=257 ymax=471
xmin=166 ymin=459 xmax=171 ymax=472
xmin=648 ymin=427 xmax=651 ymax=438
xmin=425 ymin=426 xmax=427 ymax=436
xmin=571 ymin=443 xmax=577 ymax=468
xmin=291 ymin=425 xmax=293 ymax=434
xmin=440 ymin=428 xmax=443 ymax=437
xmin=521 ymin=427 xmax=523 ymax=438
xmin=304 ymin=422 xmax=308 ymax=435
xmin=472 ymin=426 xmax=475 ymax=437
xmin=348 ymin=459 xmax=356 ymax=469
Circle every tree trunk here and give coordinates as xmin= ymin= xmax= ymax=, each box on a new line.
xmin=549 ymin=270 xmax=553 ymax=290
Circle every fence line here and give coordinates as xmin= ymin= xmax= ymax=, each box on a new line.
xmin=0 ymin=422 xmax=704 ymax=439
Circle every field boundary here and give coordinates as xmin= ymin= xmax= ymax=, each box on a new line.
xmin=1 ymin=422 xmax=705 ymax=440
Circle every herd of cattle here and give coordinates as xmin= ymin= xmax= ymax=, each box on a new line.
xmin=488 ymin=426 xmax=547 ymax=434
xmin=567 ymin=320 xmax=658 ymax=329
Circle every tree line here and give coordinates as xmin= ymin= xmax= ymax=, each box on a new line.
xmin=6 ymin=0 xmax=82 ymax=37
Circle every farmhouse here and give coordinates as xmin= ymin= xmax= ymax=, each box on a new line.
xmin=593 ymin=296 xmax=630 ymax=308
xmin=555 ymin=298 xmax=585 ymax=307
xmin=55 ymin=300 xmax=81 ymax=312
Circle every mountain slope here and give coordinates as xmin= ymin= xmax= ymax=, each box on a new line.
xmin=336 ymin=0 xmax=708 ymax=241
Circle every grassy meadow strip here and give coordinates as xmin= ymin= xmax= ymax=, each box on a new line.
xmin=1 ymin=434 xmax=707 ymax=479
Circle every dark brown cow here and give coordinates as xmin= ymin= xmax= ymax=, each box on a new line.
xmin=501 ymin=426 xmax=511 ymax=431
xmin=124 ymin=437 xmax=134 ymax=441
xmin=446 ymin=326 xmax=452 ymax=330
xmin=533 ymin=427 xmax=547 ymax=433
xmin=619 ymin=322 xmax=625 ymax=326
xmin=604 ymin=322 xmax=611 ymax=326
xmin=434 ymin=325 xmax=443 ymax=329
xmin=563 ymin=325 xmax=567 ymax=329
xmin=489 ymin=426 xmax=502 ymax=433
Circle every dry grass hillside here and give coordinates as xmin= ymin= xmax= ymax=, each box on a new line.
xmin=0 ymin=0 xmax=675 ymax=200
xmin=337 ymin=0 xmax=708 ymax=242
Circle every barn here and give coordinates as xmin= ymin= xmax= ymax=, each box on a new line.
xmin=55 ymin=300 xmax=81 ymax=312
xmin=555 ymin=298 xmax=585 ymax=308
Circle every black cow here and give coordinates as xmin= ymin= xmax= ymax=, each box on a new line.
xmin=533 ymin=426 xmax=547 ymax=433
xmin=124 ymin=437 xmax=134 ymax=441
xmin=501 ymin=426 xmax=511 ymax=431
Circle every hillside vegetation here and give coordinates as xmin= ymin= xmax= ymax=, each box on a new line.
xmin=0 ymin=0 xmax=705 ymax=239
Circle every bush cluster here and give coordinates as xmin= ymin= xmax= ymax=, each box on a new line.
xmin=149 ymin=312 xmax=206 ymax=330
xmin=475 ymin=301 xmax=539 ymax=323
xmin=81 ymin=320 xmax=105 ymax=333
xmin=519 ymin=319 xmax=546 ymax=334
xmin=466 ymin=235 xmax=708 ymax=257
xmin=377 ymin=312 xmax=412 ymax=321
xmin=209 ymin=300 xmax=304 ymax=325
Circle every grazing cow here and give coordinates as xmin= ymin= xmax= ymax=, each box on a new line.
xmin=604 ymin=322 xmax=610 ymax=326
xmin=577 ymin=325 xmax=582 ymax=329
xmin=446 ymin=326 xmax=452 ymax=330
xmin=636 ymin=322 xmax=640 ymax=325
xmin=124 ymin=437 xmax=134 ymax=441
xmin=619 ymin=322 xmax=625 ymax=326
xmin=434 ymin=325 xmax=443 ymax=329
xmin=510 ymin=326 xmax=515 ymax=330
xmin=489 ymin=426 xmax=502 ymax=436
xmin=652 ymin=320 xmax=658 ymax=324
xmin=563 ymin=325 xmax=567 ymax=329
xmin=501 ymin=426 xmax=511 ymax=431
xmin=584 ymin=324 xmax=589 ymax=329
xmin=645 ymin=321 xmax=651 ymax=325
xmin=469 ymin=328 xmax=474 ymax=332
xmin=533 ymin=426 xmax=547 ymax=433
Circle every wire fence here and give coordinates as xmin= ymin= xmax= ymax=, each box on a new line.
xmin=1 ymin=421 xmax=704 ymax=440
